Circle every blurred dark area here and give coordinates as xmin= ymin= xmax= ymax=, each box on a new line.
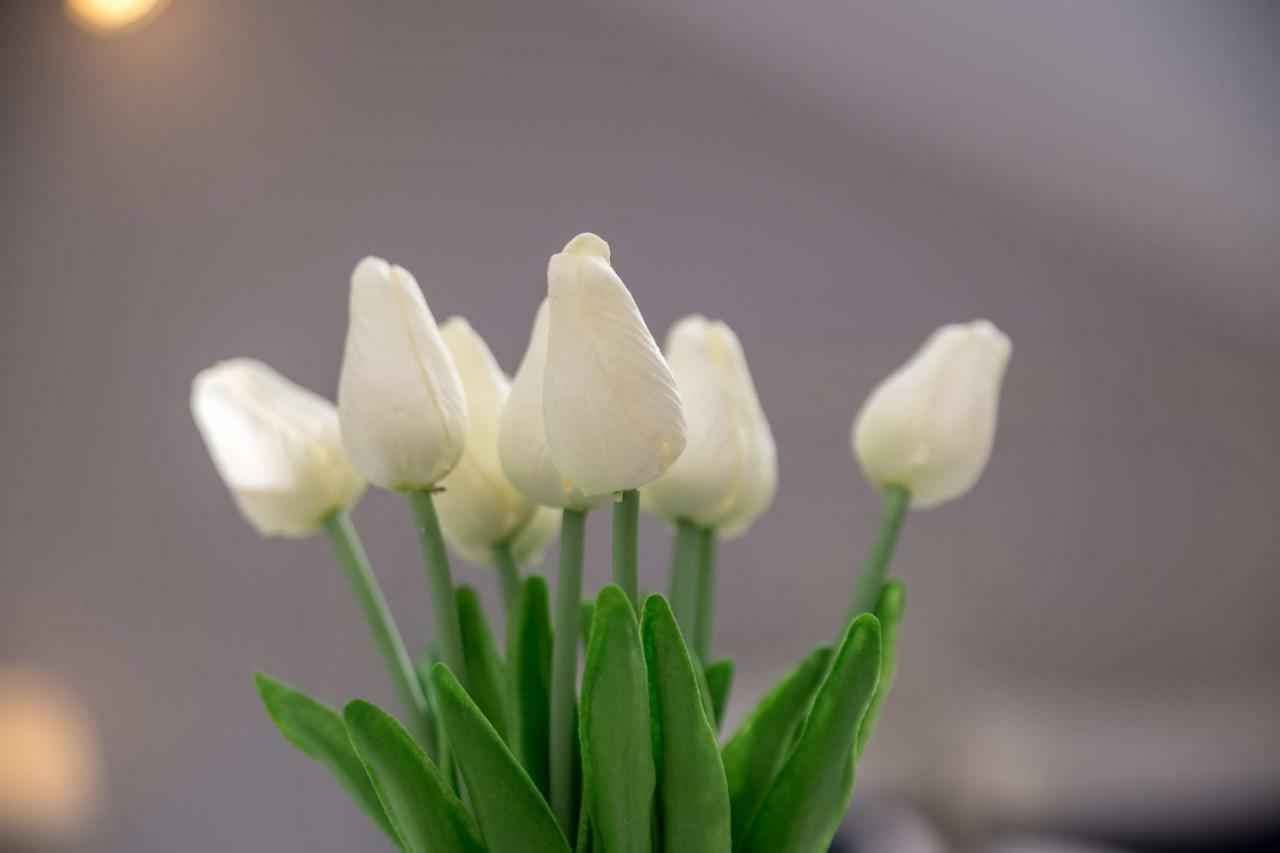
xmin=3 ymin=1 xmax=1279 ymax=851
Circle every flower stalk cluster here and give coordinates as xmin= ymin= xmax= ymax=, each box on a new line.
xmin=191 ymin=232 xmax=1010 ymax=853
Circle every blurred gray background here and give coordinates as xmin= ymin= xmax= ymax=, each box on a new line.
xmin=3 ymin=0 xmax=1279 ymax=850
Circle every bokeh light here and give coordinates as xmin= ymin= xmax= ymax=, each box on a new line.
xmin=0 ymin=668 xmax=102 ymax=846
xmin=64 ymin=0 xmax=169 ymax=35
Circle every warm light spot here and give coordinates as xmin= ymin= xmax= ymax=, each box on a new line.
xmin=0 ymin=669 xmax=101 ymax=844
xmin=64 ymin=0 xmax=169 ymax=34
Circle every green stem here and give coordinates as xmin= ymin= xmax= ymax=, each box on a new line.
xmin=844 ymin=485 xmax=911 ymax=626
xmin=405 ymin=490 xmax=469 ymax=690
xmin=322 ymin=511 xmax=432 ymax=746
xmin=693 ymin=526 xmax=718 ymax=661
xmin=550 ymin=508 xmax=587 ymax=834
xmin=492 ymin=539 xmax=522 ymax=617
xmin=668 ymin=519 xmax=701 ymax=642
xmin=612 ymin=490 xmax=640 ymax=611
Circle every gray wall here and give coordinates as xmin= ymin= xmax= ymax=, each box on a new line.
xmin=2 ymin=1 xmax=1278 ymax=850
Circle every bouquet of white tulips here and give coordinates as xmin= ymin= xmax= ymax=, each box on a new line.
xmin=191 ymin=233 xmax=1010 ymax=853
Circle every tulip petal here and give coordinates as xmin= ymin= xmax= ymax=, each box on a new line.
xmin=339 ymin=257 xmax=468 ymax=491
xmin=643 ymin=317 xmax=776 ymax=532
xmin=852 ymin=320 xmax=1011 ymax=509
xmin=435 ymin=318 xmax=538 ymax=554
xmin=499 ymin=300 xmax=606 ymax=509
xmin=544 ymin=237 xmax=686 ymax=496
xmin=511 ymin=506 xmax=562 ymax=564
xmin=191 ymin=359 xmax=363 ymax=537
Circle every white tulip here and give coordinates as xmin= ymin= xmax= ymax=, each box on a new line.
xmin=543 ymin=233 xmax=686 ymax=496
xmin=852 ymin=320 xmax=1012 ymax=509
xmin=338 ymin=257 xmax=468 ymax=492
xmin=642 ymin=316 xmax=777 ymax=534
xmin=433 ymin=317 xmax=540 ymax=558
xmin=453 ymin=505 xmax=563 ymax=568
xmin=509 ymin=505 xmax=562 ymax=564
xmin=498 ymin=299 xmax=609 ymax=510
xmin=191 ymin=359 xmax=364 ymax=537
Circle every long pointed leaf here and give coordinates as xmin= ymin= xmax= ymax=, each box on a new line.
xmin=507 ymin=575 xmax=553 ymax=798
xmin=580 ymin=585 xmax=654 ymax=853
xmin=432 ymin=663 xmax=571 ymax=853
xmin=704 ymin=658 xmax=735 ymax=731
xmin=343 ymin=699 xmax=484 ymax=853
xmin=856 ymin=581 xmax=906 ymax=758
xmin=253 ymin=673 xmax=401 ymax=848
xmin=579 ymin=599 xmax=595 ymax=650
xmin=571 ymin=704 xmax=584 ymax=833
xmin=813 ymin=583 xmax=910 ymax=851
xmin=721 ymin=647 xmax=832 ymax=849
xmin=456 ymin=584 xmax=510 ymax=742
xmin=741 ymin=615 xmax=882 ymax=853
xmin=694 ymin=657 xmax=717 ymax=725
xmin=642 ymin=595 xmax=732 ymax=853
xmin=413 ymin=650 xmax=442 ymax=762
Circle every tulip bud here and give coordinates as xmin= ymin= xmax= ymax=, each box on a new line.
xmin=433 ymin=317 xmax=540 ymax=558
xmin=852 ymin=321 xmax=1011 ymax=509
xmin=543 ymin=233 xmax=686 ymax=496
xmin=191 ymin=359 xmax=364 ymax=537
xmin=642 ymin=316 xmax=777 ymax=534
xmin=338 ymin=257 xmax=468 ymax=492
xmin=453 ymin=505 xmax=562 ymax=568
xmin=510 ymin=505 xmax=562 ymax=564
xmin=498 ymin=300 xmax=609 ymax=510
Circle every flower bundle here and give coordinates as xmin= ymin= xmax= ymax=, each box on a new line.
xmin=191 ymin=233 xmax=1010 ymax=853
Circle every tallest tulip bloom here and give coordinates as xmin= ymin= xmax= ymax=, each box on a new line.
xmin=539 ymin=232 xmax=686 ymax=830
xmin=543 ymin=233 xmax=686 ymax=497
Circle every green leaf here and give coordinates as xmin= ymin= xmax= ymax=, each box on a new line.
xmin=740 ymin=615 xmax=882 ymax=853
xmin=694 ymin=658 xmax=717 ymax=726
xmin=507 ymin=575 xmax=553 ymax=799
xmin=571 ymin=703 xmax=584 ymax=833
xmin=343 ymin=699 xmax=484 ymax=853
xmin=253 ymin=673 xmax=401 ymax=849
xmin=456 ymin=584 xmax=510 ymax=742
xmin=574 ymin=811 xmax=592 ymax=853
xmin=856 ymin=581 xmax=906 ymax=759
xmin=813 ymin=583 xmax=909 ymax=851
xmin=704 ymin=658 xmax=735 ymax=730
xmin=721 ymin=647 xmax=832 ymax=849
xmin=413 ymin=649 xmax=441 ymax=762
xmin=580 ymin=585 xmax=655 ymax=853
xmin=432 ymin=663 xmax=572 ymax=853
xmin=641 ymin=595 xmax=732 ymax=853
